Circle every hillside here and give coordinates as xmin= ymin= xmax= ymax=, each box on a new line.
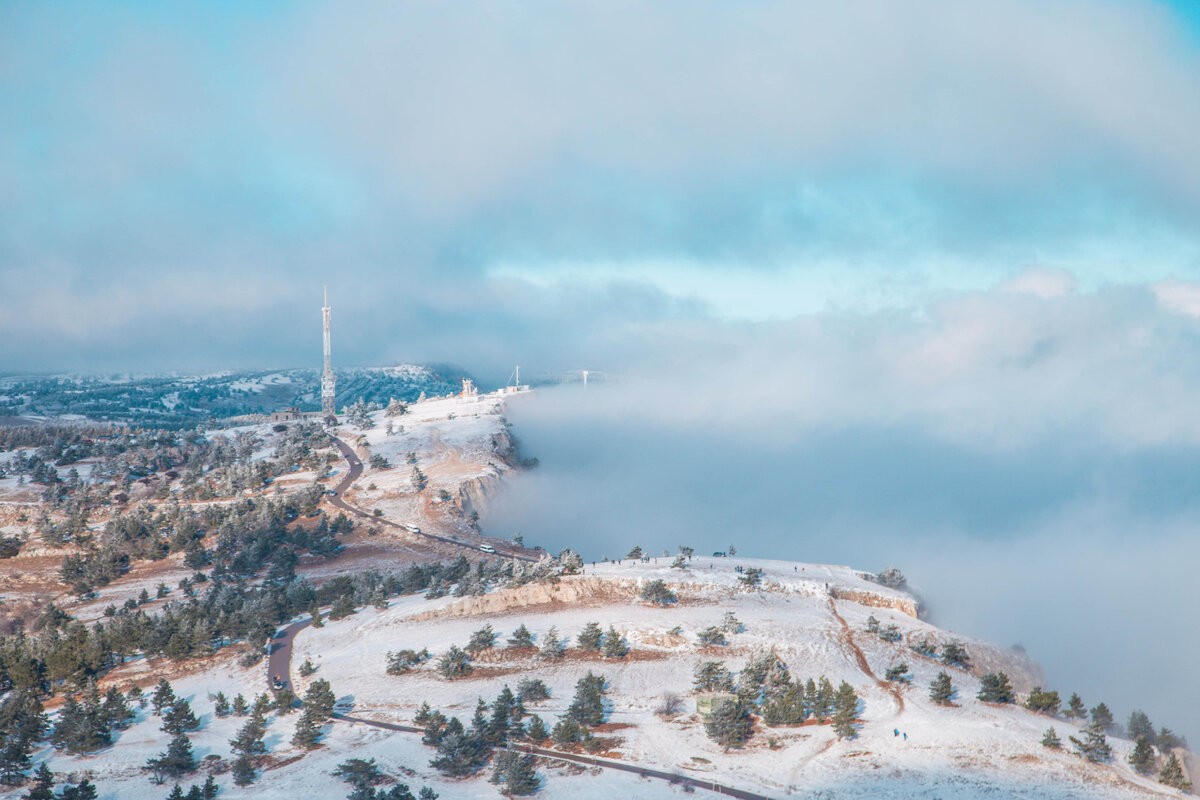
xmin=0 ymin=390 xmax=1194 ymax=800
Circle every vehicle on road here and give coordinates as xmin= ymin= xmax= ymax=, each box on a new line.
xmin=479 ymin=544 xmax=496 ymax=553
xmin=403 ymin=523 xmax=421 ymax=533
xmin=272 ymin=675 xmax=286 ymax=690
xmin=325 ymin=489 xmax=337 ymax=496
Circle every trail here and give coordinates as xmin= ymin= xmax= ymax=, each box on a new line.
xmin=827 ymin=597 xmax=905 ymax=714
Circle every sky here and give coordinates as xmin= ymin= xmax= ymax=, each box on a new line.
xmin=4 ymin=0 xmax=1200 ymax=742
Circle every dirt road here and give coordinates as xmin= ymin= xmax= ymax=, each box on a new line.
xmin=325 ymin=435 xmax=538 ymax=563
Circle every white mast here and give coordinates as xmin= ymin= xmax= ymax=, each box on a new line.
xmin=321 ymin=287 xmax=336 ymax=416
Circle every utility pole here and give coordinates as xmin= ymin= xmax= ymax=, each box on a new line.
xmin=321 ymin=286 xmax=336 ymax=417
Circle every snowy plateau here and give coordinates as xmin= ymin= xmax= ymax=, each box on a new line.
xmin=0 ymin=390 xmax=1194 ymax=800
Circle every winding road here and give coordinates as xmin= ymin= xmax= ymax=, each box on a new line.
xmin=325 ymin=435 xmax=538 ymax=563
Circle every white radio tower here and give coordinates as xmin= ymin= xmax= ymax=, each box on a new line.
xmin=321 ymin=287 xmax=336 ymax=416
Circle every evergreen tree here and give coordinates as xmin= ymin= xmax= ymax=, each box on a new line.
xmin=516 ymin=678 xmax=550 ymax=704
xmin=490 ymin=750 xmax=539 ymax=796
xmin=703 ymin=698 xmax=753 ymax=750
xmin=213 ymin=693 xmax=230 ymax=717
xmin=566 ymin=672 xmax=608 ymax=726
xmin=333 ymin=757 xmax=383 ymax=788
xmin=101 ymin=687 xmax=135 ymax=730
xmin=1064 ymin=693 xmax=1087 ymax=720
xmin=232 ymin=695 xmax=249 ymax=716
xmin=152 ymin=680 xmax=177 ymax=715
xmin=201 ymin=774 xmax=218 ymax=799
xmin=436 ymin=646 xmax=473 ymax=679
xmin=1128 ymin=710 xmax=1155 ymax=742
xmin=639 ymin=579 xmax=677 ymax=606
xmin=576 ymin=622 xmax=603 ymax=652
xmin=1069 ymin=723 xmax=1113 ymax=763
xmin=1129 ymin=736 xmax=1156 ymax=775
xmin=940 ymin=641 xmax=970 ymax=668
xmin=50 ymin=694 xmax=112 ymax=754
xmin=147 ymin=733 xmax=197 ymax=782
xmin=231 ymin=754 xmax=256 ymax=786
xmin=525 ymin=714 xmax=549 ymax=742
xmin=166 ymin=785 xmax=185 ymax=800
xmin=831 ymin=681 xmax=859 ymax=739
xmin=162 ymin=700 xmax=201 ymax=735
xmin=429 ymin=720 xmax=487 ymax=777
xmin=303 ymin=679 xmax=337 ymax=721
xmin=976 ymin=673 xmax=1014 ymax=704
xmin=539 ymin=627 xmax=565 ymax=661
xmin=812 ymin=678 xmax=835 ymax=722
xmin=1041 ymin=727 xmax=1062 ymax=749
xmin=465 ymin=625 xmax=496 ymax=654
xmin=601 ymin=626 xmax=628 ymax=659
xmin=1024 ymin=687 xmax=1060 ymax=715
xmin=1090 ymin=703 xmax=1115 ymax=733
xmin=884 ymin=663 xmax=911 ymax=683
xmin=291 ymin=709 xmax=321 ymax=749
xmin=23 ymin=762 xmax=54 ymax=800
xmin=693 ymin=661 xmax=734 ymax=693
xmin=55 ymin=778 xmax=98 ymax=800
xmin=929 ymin=672 xmax=954 ymax=705
xmin=1159 ymin=753 xmax=1192 ymax=791
xmin=229 ymin=712 xmax=266 ymax=757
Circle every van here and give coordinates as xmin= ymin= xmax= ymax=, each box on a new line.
xmin=403 ymin=523 xmax=421 ymax=534
xmin=479 ymin=544 xmax=496 ymax=554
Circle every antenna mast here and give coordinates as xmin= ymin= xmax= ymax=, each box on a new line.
xmin=321 ymin=287 xmax=336 ymax=416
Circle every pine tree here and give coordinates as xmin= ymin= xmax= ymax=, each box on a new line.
xmin=465 ymin=624 xmax=496 ymax=654
xmin=152 ymin=680 xmax=177 ymax=715
xmin=576 ymin=622 xmax=603 ymax=652
xmin=1041 ymin=727 xmax=1062 ymax=749
xmin=832 ymin=681 xmax=859 ymax=739
xmin=1064 ymin=693 xmax=1087 ymax=720
xmin=429 ymin=721 xmax=487 ymax=777
xmin=291 ymin=709 xmax=321 ymax=749
xmin=1090 ymin=702 xmax=1115 ymax=732
xmin=302 ymin=679 xmax=337 ymax=721
xmin=232 ymin=694 xmax=248 ymax=715
xmin=436 ymin=646 xmax=473 ymax=679
xmin=601 ymin=626 xmax=629 ymax=659
xmin=1128 ymin=710 xmax=1155 ymax=742
xmin=1129 ymin=736 xmax=1155 ymax=775
xmin=491 ymin=750 xmax=539 ymax=796
xmin=884 ymin=663 xmax=911 ymax=683
xmin=23 ymin=762 xmax=54 ymax=800
xmin=1159 ymin=753 xmax=1192 ymax=791
xmin=101 ymin=687 xmax=135 ymax=730
xmin=976 ymin=673 xmax=1014 ymax=704
xmin=213 ymin=692 xmax=230 ymax=717
xmin=551 ymin=717 xmax=584 ymax=746
xmin=162 ymin=700 xmax=201 ymax=735
xmin=516 ymin=678 xmax=550 ymax=704
xmin=1024 ymin=687 xmax=1060 ymax=715
xmin=201 ymin=774 xmax=218 ymax=800
xmin=693 ymin=661 xmax=734 ymax=693
xmin=229 ymin=712 xmax=266 ymax=757
xmin=703 ymin=698 xmax=753 ymax=750
xmin=566 ymin=672 xmax=608 ymax=726
xmin=309 ymin=603 xmax=324 ymax=628
xmin=166 ymin=784 xmax=185 ymax=800
xmin=940 ymin=641 xmax=970 ymax=668
xmin=231 ymin=754 xmax=256 ymax=786
xmin=525 ymin=714 xmax=549 ymax=742
xmin=539 ymin=627 xmax=565 ymax=660
xmin=1069 ymin=723 xmax=1113 ymax=763
xmin=929 ymin=672 xmax=954 ymax=705
xmin=56 ymin=779 xmax=98 ymax=800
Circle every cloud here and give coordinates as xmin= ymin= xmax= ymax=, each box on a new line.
xmin=5 ymin=1 xmax=1200 ymax=371
xmin=488 ymin=282 xmax=1200 ymax=742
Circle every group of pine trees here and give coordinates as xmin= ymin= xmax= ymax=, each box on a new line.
xmin=333 ymin=756 xmax=437 ymax=800
xmin=431 ymin=622 xmax=634 ymax=681
xmin=694 ymin=651 xmax=862 ymax=747
xmin=1038 ymin=702 xmax=1191 ymax=789
xmin=415 ymin=672 xmax=610 ymax=794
